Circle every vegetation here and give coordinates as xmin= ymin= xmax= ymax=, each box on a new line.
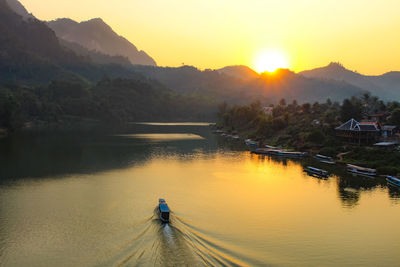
xmin=217 ymin=94 xmax=400 ymax=175
xmin=0 ymin=77 xmax=217 ymax=133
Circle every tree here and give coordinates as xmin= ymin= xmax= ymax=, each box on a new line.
xmin=279 ymin=98 xmax=286 ymax=106
xmin=340 ymin=99 xmax=362 ymax=121
xmin=390 ymin=108 xmax=400 ymax=127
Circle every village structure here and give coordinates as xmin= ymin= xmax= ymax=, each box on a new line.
xmin=335 ymin=118 xmax=399 ymax=146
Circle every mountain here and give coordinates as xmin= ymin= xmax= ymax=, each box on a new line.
xmin=217 ymin=65 xmax=259 ymax=81
xmin=59 ymin=38 xmax=132 ymax=66
xmin=299 ymin=62 xmax=400 ymax=100
xmin=131 ymin=65 xmax=366 ymax=104
xmin=47 ymin=18 xmax=157 ymax=66
xmin=0 ymin=0 xmax=152 ymax=85
xmin=5 ymin=0 xmax=35 ymax=20
xmin=0 ymin=0 xmax=86 ymax=84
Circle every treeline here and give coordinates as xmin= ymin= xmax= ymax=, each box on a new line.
xmin=217 ymin=94 xmax=400 ymax=153
xmin=0 ymin=77 xmax=217 ymax=132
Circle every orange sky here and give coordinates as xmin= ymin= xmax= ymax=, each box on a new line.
xmin=19 ymin=0 xmax=400 ymax=75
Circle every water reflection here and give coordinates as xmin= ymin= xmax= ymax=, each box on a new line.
xmin=1 ymin=124 xmax=400 ymax=266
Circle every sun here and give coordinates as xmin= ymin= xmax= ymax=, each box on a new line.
xmin=254 ymin=50 xmax=289 ymax=73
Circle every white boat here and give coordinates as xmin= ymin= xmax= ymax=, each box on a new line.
xmin=315 ymin=154 xmax=335 ymax=164
xmin=386 ymin=176 xmax=400 ymax=187
xmin=158 ymin=199 xmax=170 ymax=223
xmin=346 ymin=164 xmax=376 ymax=177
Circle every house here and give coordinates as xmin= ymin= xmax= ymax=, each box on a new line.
xmin=381 ymin=125 xmax=398 ymax=137
xmin=367 ymin=111 xmax=389 ymax=123
xmin=335 ymin=118 xmax=380 ymax=144
xmin=263 ymin=106 xmax=273 ymax=117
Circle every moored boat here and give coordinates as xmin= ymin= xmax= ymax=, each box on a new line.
xmin=245 ymin=139 xmax=258 ymax=147
xmin=304 ymin=166 xmax=328 ymax=177
xmin=386 ymin=176 xmax=400 ymax=187
xmin=314 ymin=154 xmax=335 ymax=164
xmin=158 ymin=198 xmax=170 ymax=223
xmin=278 ymin=151 xmax=308 ymax=158
xmin=346 ymin=164 xmax=376 ymax=177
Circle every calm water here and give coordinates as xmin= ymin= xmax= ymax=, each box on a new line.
xmin=0 ymin=123 xmax=399 ymax=266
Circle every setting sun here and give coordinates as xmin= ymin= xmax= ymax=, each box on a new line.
xmin=254 ymin=50 xmax=289 ymax=73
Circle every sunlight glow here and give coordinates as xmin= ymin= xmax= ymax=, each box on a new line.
xmin=254 ymin=50 xmax=289 ymax=73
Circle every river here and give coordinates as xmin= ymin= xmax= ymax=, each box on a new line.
xmin=0 ymin=123 xmax=399 ymax=266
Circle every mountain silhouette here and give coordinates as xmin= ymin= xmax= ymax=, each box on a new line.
xmin=217 ymin=65 xmax=259 ymax=81
xmin=131 ymin=65 xmax=366 ymax=104
xmin=47 ymin=18 xmax=156 ymax=66
xmin=5 ymin=0 xmax=35 ymax=20
xmin=299 ymin=62 xmax=400 ymax=100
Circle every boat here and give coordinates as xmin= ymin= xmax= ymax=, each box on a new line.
xmin=277 ymin=151 xmax=308 ymax=158
xmin=314 ymin=154 xmax=335 ymax=164
xmin=253 ymin=148 xmax=279 ymax=155
xmin=304 ymin=166 xmax=328 ymax=177
xmin=386 ymin=176 xmax=400 ymax=187
xmin=346 ymin=164 xmax=376 ymax=177
xmin=253 ymin=148 xmax=307 ymax=158
xmin=158 ymin=199 xmax=170 ymax=223
xmin=245 ymin=139 xmax=258 ymax=147
xmin=231 ymin=135 xmax=240 ymax=140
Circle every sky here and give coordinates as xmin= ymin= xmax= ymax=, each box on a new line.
xmin=20 ymin=0 xmax=400 ymax=75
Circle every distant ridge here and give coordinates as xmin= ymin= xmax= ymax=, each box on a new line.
xmin=299 ymin=62 xmax=400 ymax=100
xmin=217 ymin=65 xmax=259 ymax=81
xmin=47 ymin=18 xmax=157 ymax=66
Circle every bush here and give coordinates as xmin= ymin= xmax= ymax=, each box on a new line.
xmin=319 ymin=147 xmax=338 ymax=157
xmin=377 ymin=166 xmax=399 ymax=176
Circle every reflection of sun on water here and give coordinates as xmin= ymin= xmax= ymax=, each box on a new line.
xmin=254 ymin=50 xmax=289 ymax=73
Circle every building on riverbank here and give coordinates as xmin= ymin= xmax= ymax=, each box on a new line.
xmin=335 ymin=118 xmax=381 ymax=145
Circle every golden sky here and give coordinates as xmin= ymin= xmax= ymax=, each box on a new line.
xmin=20 ymin=0 xmax=400 ymax=75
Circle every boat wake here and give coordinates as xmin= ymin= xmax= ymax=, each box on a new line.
xmin=106 ymin=208 xmax=256 ymax=266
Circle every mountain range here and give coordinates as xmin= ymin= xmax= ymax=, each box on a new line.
xmin=1 ymin=0 xmax=399 ymax=105
xmin=299 ymin=62 xmax=400 ymax=100
xmin=47 ymin=18 xmax=156 ymax=66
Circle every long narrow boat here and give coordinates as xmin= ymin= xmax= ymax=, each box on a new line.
xmin=386 ymin=176 xmax=400 ymax=187
xmin=253 ymin=148 xmax=307 ymax=158
xmin=314 ymin=154 xmax=336 ymax=164
xmin=346 ymin=164 xmax=376 ymax=177
xmin=278 ymin=151 xmax=308 ymax=158
xmin=158 ymin=199 xmax=170 ymax=223
xmin=304 ymin=166 xmax=328 ymax=177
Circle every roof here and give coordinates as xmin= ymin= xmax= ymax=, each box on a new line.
xmin=335 ymin=118 xmax=360 ymax=131
xmin=159 ymin=203 xmax=170 ymax=212
xmin=359 ymin=124 xmax=379 ymax=131
xmin=382 ymin=125 xmax=397 ymax=131
xmin=335 ymin=119 xmax=380 ymax=132
xmin=369 ymin=111 xmax=388 ymax=117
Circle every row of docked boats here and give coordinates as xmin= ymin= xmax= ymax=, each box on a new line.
xmin=212 ymin=130 xmax=400 ymax=188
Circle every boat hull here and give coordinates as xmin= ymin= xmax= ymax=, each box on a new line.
xmin=386 ymin=176 xmax=400 ymax=187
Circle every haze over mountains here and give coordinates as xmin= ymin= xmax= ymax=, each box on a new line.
xmin=1 ymin=0 xmax=399 ymax=105
xmin=47 ymin=18 xmax=156 ymax=66
xmin=299 ymin=62 xmax=400 ymax=100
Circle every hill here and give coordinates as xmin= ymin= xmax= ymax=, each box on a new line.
xmin=47 ymin=18 xmax=156 ymax=66
xmin=131 ymin=65 xmax=366 ymax=104
xmin=299 ymin=62 xmax=400 ymax=100
xmin=217 ymin=65 xmax=259 ymax=81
